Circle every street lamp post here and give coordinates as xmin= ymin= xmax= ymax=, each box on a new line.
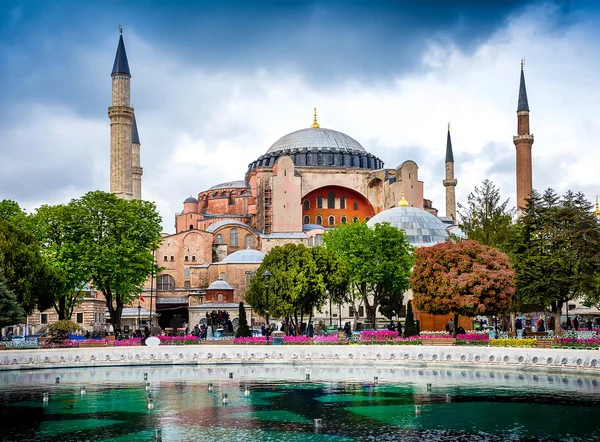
xmin=564 ymin=297 xmax=570 ymax=329
xmin=263 ymin=270 xmax=272 ymax=345
xmin=137 ymin=303 xmax=142 ymax=334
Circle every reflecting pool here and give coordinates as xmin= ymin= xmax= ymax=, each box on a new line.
xmin=1 ymin=365 xmax=600 ymax=441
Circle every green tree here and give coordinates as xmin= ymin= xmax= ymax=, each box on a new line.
xmin=235 ymin=302 xmax=251 ymax=338
xmin=410 ymin=240 xmax=515 ymax=337
xmin=0 ymin=200 xmax=27 ymax=224
xmin=0 ymin=271 xmax=25 ymax=330
xmin=68 ymin=191 xmax=162 ymax=328
xmin=245 ymin=243 xmax=327 ymax=330
xmin=510 ymin=189 xmax=600 ymax=333
xmin=404 ymin=300 xmax=418 ymax=337
xmin=310 ymin=246 xmax=350 ymax=318
xmin=324 ymin=222 xmax=414 ymax=329
xmin=0 ymin=219 xmax=53 ymax=314
xmin=30 ymin=204 xmax=89 ymax=320
xmin=457 ymin=179 xmax=514 ymax=253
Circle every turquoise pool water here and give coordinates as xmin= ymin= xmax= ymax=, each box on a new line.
xmin=1 ymin=366 xmax=599 ymax=441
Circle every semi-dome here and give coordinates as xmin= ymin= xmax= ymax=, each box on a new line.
xmin=266 ymin=127 xmax=366 ymax=155
xmin=367 ymin=206 xmax=449 ymax=247
xmin=208 ymin=180 xmax=250 ymax=191
xmin=207 ymin=279 xmax=233 ymax=290
xmin=219 ymin=249 xmax=266 ymax=264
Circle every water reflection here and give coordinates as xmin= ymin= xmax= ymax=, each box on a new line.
xmin=0 ymin=365 xmax=599 ymax=441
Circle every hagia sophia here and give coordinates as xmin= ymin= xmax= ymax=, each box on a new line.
xmin=26 ymin=30 xmax=534 ymax=333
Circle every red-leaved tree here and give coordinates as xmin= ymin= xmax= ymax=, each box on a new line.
xmin=410 ymin=240 xmax=515 ymax=336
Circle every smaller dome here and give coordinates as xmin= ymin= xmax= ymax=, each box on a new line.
xmin=207 ymin=279 xmax=233 ymax=290
xmin=220 ymin=249 xmax=266 ymax=264
xmin=184 ymin=196 xmax=198 ymax=203
xmin=302 ymin=223 xmax=326 ymax=232
xmin=367 ymin=206 xmax=449 ymax=247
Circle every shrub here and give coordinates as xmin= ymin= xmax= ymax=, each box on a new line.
xmin=235 ymin=302 xmax=251 ymax=338
xmin=404 ymin=300 xmax=418 ymax=337
xmin=48 ymin=320 xmax=82 ymax=343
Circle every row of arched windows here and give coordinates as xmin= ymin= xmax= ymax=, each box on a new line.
xmin=304 ymin=215 xmax=370 ymax=226
xmin=304 ymin=198 xmax=359 ymax=210
xmin=214 ymin=229 xmax=254 ymax=248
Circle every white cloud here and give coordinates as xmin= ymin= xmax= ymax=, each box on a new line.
xmin=4 ymin=3 xmax=600 ymax=228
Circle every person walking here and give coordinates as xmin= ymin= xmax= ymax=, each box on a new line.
xmin=446 ymin=318 xmax=455 ymax=335
xmin=515 ymin=317 xmax=523 ymax=338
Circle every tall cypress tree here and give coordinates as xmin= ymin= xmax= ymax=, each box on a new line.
xmin=235 ymin=302 xmax=251 ymax=338
xmin=404 ymin=300 xmax=418 ymax=337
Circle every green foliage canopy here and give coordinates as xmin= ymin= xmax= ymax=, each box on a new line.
xmin=0 ymin=271 xmax=25 ymax=330
xmin=323 ymin=222 xmax=414 ymax=327
xmin=458 ymin=179 xmax=514 ymax=253
xmin=510 ymin=189 xmax=600 ymax=330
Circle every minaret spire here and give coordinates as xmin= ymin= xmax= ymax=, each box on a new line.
xmin=514 ymin=60 xmax=534 ymax=216
xmin=108 ymin=28 xmax=134 ymax=199
xmin=443 ymin=123 xmax=457 ymax=221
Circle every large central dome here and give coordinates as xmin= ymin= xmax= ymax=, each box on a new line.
xmin=246 ymin=110 xmax=384 ymax=176
xmin=266 ymin=127 xmax=366 ymax=155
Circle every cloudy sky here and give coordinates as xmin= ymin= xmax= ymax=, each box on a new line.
xmin=1 ymin=0 xmax=599 ymax=231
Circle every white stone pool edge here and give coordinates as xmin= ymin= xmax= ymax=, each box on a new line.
xmin=1 ymin=345 xmax=599 ymax=374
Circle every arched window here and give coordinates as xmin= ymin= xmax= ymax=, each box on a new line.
xmin=245 ymin=234 xmax=253 ymax=249
xmin=317 ymin=196 xmax=323 ymax=209
xmin=189 ymin=224 xmax=194 ymax=230
xmin=215 ymin=234 xmax=224 ymax=245
xmin=353 ymin=201 xmax=359 ymax=210
xmin=328 ymin=192 xmax=335 ymax=209
xmin=303 ymin=215 xmax=310 ymax=225
xmin=230 ymin=228 xmax=239 ymax=247
xmin=341 ymin=216 xmax=347 ymax=224
xmin=328 ymin=216 xmax=335 ymax=226
xmin=353 ymin=217 xmax=359 ymax=223
xmin=340 ymin=196 xmax=346 ymax=209
xmin=157 ymin=274 xmax=175 ymax=291
xmin=316 ymin=215 xmax=323 ymax=225
xmin=365 ymin=216 xmax=371 ymax=222
xmin=317 ymin=153 xmax=323 ymax=165
xmin=303 ymin=200 xmax=310 ymax=210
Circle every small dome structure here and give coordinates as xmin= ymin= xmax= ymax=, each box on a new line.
xmin=184 ymin=196 xmax=198 ymax=203
xmin=367 ymin=206 xmax=449 ymax=247
xmin=207 ymin=279 xmax=233 ymax=290
xmin=219 ymin=249 xmax=266 ymax=264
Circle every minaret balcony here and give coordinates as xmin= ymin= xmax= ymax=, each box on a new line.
xmin=513 ymin=134 xmax=534 ymax=142
xmin=443 ymin=179 xmax=457 ymax=187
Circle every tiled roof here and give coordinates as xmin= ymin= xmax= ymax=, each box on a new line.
xmin=111 ymin=34 xmax=130 ymax=76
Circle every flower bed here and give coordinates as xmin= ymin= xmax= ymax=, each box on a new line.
xmin=314 ymin=335 xmax=340 ymax=345
xmin=159 ymin=336 xmax=199 ymax=345
xmin=554 ymin=337 xmax=600 ymax=349
xmin=489 ymin=338 xmax=536 ymax=348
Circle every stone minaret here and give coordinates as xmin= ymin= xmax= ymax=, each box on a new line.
xmin=108 ymin=27 xmax=134 ymax=199
xmin=131 ymin=115 xmax=143 ymax=200
xmin=513 ymin=60 xmax=534 ymax=216
xmin=443 ymin=123 xmax=457 ymax=221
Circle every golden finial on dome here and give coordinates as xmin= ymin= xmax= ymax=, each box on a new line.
xmin=311 ymin=107 xmax=320 ymax=128
xmin=594 ymin=196 xmax=600 ymax=217
xmin=398 ymin=190 xmax=409 ymax=207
